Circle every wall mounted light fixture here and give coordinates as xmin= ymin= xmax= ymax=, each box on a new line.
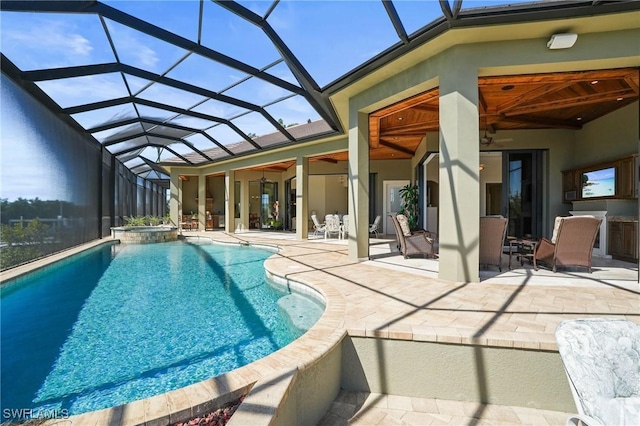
xmin=547 ymin=33 xmax=578 ymax=49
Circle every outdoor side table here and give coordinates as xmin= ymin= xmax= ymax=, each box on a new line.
xmin=508 ymin=238 xmax=538 ymax=269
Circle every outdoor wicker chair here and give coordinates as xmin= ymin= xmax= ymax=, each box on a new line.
xmin=390 ymin=213 xmax=437 ymax=259
xmin=479 ymin=215 xmax=508 ymax=271
xmin=534 ymin=216 xmax=602 ymax=273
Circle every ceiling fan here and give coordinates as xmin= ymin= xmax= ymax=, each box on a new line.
xmin=479 ymin=129 xmax=513 ymax=147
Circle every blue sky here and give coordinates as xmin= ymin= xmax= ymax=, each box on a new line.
xmin=0 ymin=0 xmax=535 ymax=201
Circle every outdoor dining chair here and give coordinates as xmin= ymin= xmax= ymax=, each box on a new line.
xmin=311 ymin=214 xmax=325 ymax=236
xmin=324 ymin=214 xmax=341 ymax=239
xmin=369 ymin=215 xmax=382 ymax=238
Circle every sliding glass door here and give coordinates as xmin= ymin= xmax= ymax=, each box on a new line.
xmin=249 ymin=181 xmax=278 ymax=230
xmin=502 ymin=150 xmax=543 ymax=239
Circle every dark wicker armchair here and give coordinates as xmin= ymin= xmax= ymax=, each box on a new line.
xmin=479 ymin=216 xmax=508 ymax=271
xmin=390 ymin=214 xmax=437 ymax=259
xmin=534 ymin=216 xmax=602 ymax=273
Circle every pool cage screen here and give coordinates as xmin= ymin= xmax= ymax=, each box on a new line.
xmin=1 ymin=73 xmax=167 ymax=271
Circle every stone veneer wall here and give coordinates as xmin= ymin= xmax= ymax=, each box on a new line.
xmin=111 ymin=227 xmax=178 ymax=244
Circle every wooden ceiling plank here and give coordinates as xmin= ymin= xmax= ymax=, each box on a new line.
xmin=370 ymin=89 xmax=439 ymax=119
xmin=478 ymin=90 xmax=488 ymax=116
xmin=494 ymin=81 xmax=575 ymax=114
xmin=317 ymin=157 xmax=339 ymax=164
xmin=380 ymin=120 xmax=439 ymax=133
xmin=411 ymin=104 xmax=439 ymax=113
xmin=478 ymin=69 xmax=634 ymax=86
xmin=502 ymin=116 xmax=582 ymax=130
xmin=504 ymin=88 xmax=634 ymax=116
xmin=369 ymin=116 xmax=380 ymax=149
xmin=624 ymin=75 xmax=639 ymax=94
xmin=378 ymin=140 xmax=416 ymax=156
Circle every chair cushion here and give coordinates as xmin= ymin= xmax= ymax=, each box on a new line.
xmin=551 ymin=216 xmax=562 ymax=243
xmin=396 ymin=214 xmax=411 ymax=237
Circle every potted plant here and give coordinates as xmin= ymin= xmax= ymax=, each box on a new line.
xmin=399 ymin=184 xmax=419 ymax=231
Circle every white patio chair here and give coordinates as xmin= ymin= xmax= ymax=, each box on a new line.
xmin=555 ymin=318 xmax=640 ymax=426
xmin=339 ymin=215 xmax=349 ymax=240
xmin=369 ymin=215 xmax=382 ymax=238
xmin=311 ymin=214 xmax=325 ymax=236
xmin=324 ymin=214 xmax=341 ymax=239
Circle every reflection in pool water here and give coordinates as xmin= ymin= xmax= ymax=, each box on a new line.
xmin=1 ymin=241 xmax=324 ymax=419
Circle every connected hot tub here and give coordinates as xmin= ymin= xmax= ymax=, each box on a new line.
xmin=110 ymin=226 xmax=179 ymax=244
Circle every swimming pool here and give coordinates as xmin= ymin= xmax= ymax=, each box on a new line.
xmin=0 ymin=240 xmax=324 ymax=421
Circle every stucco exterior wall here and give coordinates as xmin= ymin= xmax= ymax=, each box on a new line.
xmin=574 ymin=102 xmax=638 ymax=167
xmin=341 ymin=337 xmax=575 ymax=413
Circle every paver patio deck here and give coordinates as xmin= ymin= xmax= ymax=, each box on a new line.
xmin=199 ymin=230 xmax=639 ymax=425
xmin=6 ymin=230 xmax=637 ymax=425
xmin=204 ymin=231 xmax=639 ymax=352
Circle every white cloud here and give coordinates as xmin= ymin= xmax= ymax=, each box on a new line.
xmin=104 ymin=20 xmax=160 ymax=70
xmin=3 ymin=19 xmax=95 ymax=67
xmin=36 ymin=74 xmax=129 ymax=109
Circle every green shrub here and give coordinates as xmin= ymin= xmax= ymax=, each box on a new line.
xmin=125 ymin=216 xmax=146 ymax=226
xmin=0 ymin=219 xmax=52 ymax=270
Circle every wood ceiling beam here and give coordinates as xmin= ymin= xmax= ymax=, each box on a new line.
xmin=266 ymin=165 xmax=289 ymax=172
xmin=503 ymin=89 xmax=635 ymax=116
xmin=411 ymin=104 xmax=439 ymax=113
xmin=369 ymin=116 xmax=381 ymax=149
xmin=493 ymin=81 xmax=575 ymax=115
xmin=478 ymin=69 xmax=634 ymax=86
xmin=378 ymin=140 xmax=416 ymax=156
xmin=370 ymin=90 xmax=439 ymax=119
xmin=380 ymin=120 xmax=439 ymax=135
xmin=500 ymin=116 xmax=582 ymax=130
xmin=478 ymin=90 xmax=488 ymax=116
xmin=624 ymin=75 xmax=639 ymax=94
xmin=316 ymin=157 xmax=339 ymax=164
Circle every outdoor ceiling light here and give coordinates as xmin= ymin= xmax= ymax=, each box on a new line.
xmin=547 ymin=33 xmax=578 ymax=49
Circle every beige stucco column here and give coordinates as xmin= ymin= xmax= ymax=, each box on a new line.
xmin=196 ymin=174 xmax=206 ymax=230
xmin=295 ymin=155 xmax=309 ymax=240
xmin=240 ymin=178 xmax=249 ymax=232
xmin=170 ymin=172 xmax=180 ymax=227
xmin=225 ymin=169 xmax=235 ymax=233
xmin=438 ymin=64 xmax=480 ymax=282
xmin=348 ymin=111 xmax=370 ymax=261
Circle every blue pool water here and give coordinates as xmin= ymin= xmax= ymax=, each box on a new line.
xmin=1 ymin=241 xmax=324 ymax=420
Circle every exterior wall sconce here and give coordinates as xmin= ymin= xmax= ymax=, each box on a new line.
xmin=547 ymin=33 xmax=578 ymax=49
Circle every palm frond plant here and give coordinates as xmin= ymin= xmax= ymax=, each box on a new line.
xmin=399 ymin=184 xmax=420 ymax=231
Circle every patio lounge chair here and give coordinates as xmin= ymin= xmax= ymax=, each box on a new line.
xmin=555 ymin=318 xmax=640 ymax=426
xmin=534 ymin=216 xmax=602 ymax=272
xmin=311 ymin=214 xmax=325 ymax=236
xmin=369 ymin=215 xmax=382 ymax=238
xmin=390 ymin=213 xmax=437 ymax=259
xmin=479 ymin=215 xmax=508 ymax=271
